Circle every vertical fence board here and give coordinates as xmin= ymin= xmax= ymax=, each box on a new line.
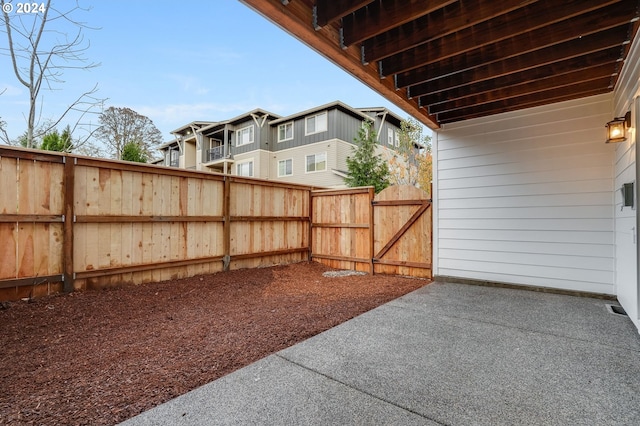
xmin=33 ymin=161 xmax=51 ymax=214
xmin=16 ymin=223 xmax=35 ymax=277
xmin=17 ymin=160 xmax=34 ymax=215
xmin=32 ymin=223 xmax=50 ymax=276
xmin=0 ymin=157 xmax=18 ymax=214
xmin=0 ymin=223 xmax=17 ymax=279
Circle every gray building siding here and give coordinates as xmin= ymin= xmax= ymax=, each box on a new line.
xmin=271 ymin=108 xmax=370 ymax=152
xmin=377 ymin=120 xmax=400 ymax=147
xmin=232 ymin=118 xmax=259 ymax=155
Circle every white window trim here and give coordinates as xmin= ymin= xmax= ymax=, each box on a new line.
xmin=236 ymin=158 xmax=254 ymax=177
xmin=277 ymin=158 xmax=293 ymax=177
xmin=305 ymin=152 xmax=327 ymax=174
xmin=236 ymin=124 xmax=254 ymax=146
xmin=387 ymin=128 xmax=394 ymax=145
xmin=277 ymin=121 xmax=294 ymax=142
xmin=305 ymin=111 xmax=328 ymax=136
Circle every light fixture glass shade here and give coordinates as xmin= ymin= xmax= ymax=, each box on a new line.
xmin=606 ymin=118 xmax=627 ymax=143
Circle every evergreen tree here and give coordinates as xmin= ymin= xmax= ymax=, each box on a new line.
xmin=345 ymin=121 xmax=390 ymax=193
xmin=40 ymin=125 xmax=73 ymax=152
xmin=121 ymin=141 xmax=148 ymax=163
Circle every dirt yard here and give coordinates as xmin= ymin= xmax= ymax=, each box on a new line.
xmin=0 ymin=261 xmax=427 ymax=425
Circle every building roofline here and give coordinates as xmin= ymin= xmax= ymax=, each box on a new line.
xmin=226 ymin=108 xmax=281 ymax=125
xmin=170 ymin=121 xmax=217 ymax=134
xmin=158 ymin=139 xmax=179 ymax=149
xmin=270 ymin=101 xmax=371 ymax=125
xmin=357 ymin=107 xmax=405 ymax=126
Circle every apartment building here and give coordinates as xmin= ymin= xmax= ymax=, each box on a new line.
xmin=158 ymin=101 xmax=404 ymax=188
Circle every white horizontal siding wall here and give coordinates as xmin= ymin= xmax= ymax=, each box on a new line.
xmin=613 ymin=31 xmax=640 ymax=330
xmin=434 ymin=94 xmax=615 ymax=294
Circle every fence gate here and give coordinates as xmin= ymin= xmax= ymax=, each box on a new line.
xmin=311 ymin=185 xmax=432 ymax=278
xmin=372 ymin=185 xmax=432 ymax=278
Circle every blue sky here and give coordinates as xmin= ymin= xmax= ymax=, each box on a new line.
xmin=0 ymin=1 xmax=422 ymax=145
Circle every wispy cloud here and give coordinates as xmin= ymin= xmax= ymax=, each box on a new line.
xmin=167 ymin=74 xmax=211 ymax=96
xmin=135 ymin=102 xmax=260 ymax=134
xmin=154 ymin=46 xmax=243 ymax=66
xmin=0 ymin=83 xmax=24 ymax=97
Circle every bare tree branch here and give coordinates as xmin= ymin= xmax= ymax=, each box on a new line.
xmin=0 ymin=0 xmax=105 ymax=149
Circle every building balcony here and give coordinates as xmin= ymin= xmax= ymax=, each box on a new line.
xmin=206 ymin=146 xmax=233 ymax=163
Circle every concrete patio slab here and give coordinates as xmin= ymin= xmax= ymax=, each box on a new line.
xmin=121 ymin=282 xmax=640 ymax=426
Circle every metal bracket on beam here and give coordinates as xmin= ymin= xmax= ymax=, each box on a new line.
xmin=378 ymin=61 xmax=385 ymax=79
xmin=312 ymin=5 xmax=320 ymax=30
xmin=361 ymin=45 xmax=368 ymax=65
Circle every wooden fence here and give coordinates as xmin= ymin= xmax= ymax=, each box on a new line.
xmin=0 ymin=147 xmax=311 ymax=300
xmin=311 ymin=185 xmax=432 ymax=278
xmin=0 ymin=146 xmax=432 ymax=301
xmin=311 ymin=187 xmax=375 ymax=272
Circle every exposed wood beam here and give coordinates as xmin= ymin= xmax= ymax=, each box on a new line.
xmin=438 ymin=89 xmax=612 ymax=124
xmin=417 ymin=47 xmax=623 ymax=103
xmin=398 ymin=25 xmax=629 ymax=89
xmin=382 ymin=0 xmax=636 ymax=76
xmin=363 ymin=0 xmax=537 ymax=62
xmin=437 ymin=78 xmax=613 ymax=123
xmin=239 ymin=0 xmax=439 ymax=129
xmin=314 ymin=0 xmax=374 ymax=28
xmin=428 ymin=64 xmax=619 ymax=114
xmin=341 ymin=0 xmax=456 ymax=47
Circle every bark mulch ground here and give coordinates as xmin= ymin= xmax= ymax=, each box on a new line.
xmin=0 ymin=261 xmax=427 ymax=425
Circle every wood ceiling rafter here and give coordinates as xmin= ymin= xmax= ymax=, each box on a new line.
xmin=340 ymin=0 xmax=457 ymax=47
xmin=313 ymin=0 xmax=374 ymax=29
xmin=437 ymin=79 xmax=613 ymax=123
xmin=362 ymin=0 xmax=538 ymax=63
xmin=240 ymin=0 xmax=640 ymax=128
xmin=428 ymin=64 xmax=620 ymax=115
xmin=380 ymin=0 xmax=633 ymax=77
xmin=421 ymin=48 xmax=624 ymax=107
xmin=401 ymin=26 xmax=630 ymax=92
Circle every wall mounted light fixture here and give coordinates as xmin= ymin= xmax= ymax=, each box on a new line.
xmin=606 ymin=111 xmax=631 ymax=143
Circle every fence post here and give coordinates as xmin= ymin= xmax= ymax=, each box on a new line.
xmin=308 ymin=189 xmax=313 ymax=261
xmin=63 ymin=156 xmax=75 ymax=292
xmin=368 ymin=187 xmax=375 ymax=275
xmin=223 ymin=176 xmax=231 ymax=271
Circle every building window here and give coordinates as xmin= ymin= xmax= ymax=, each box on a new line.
xmin=394 ymin=130 xmax=400 ymax=147
xmin=236 ymin=125 xmax=254 ymax=146
xmin=236 ymin=160 xmax=254 ymax=177
xmin=305 ymin=112 xmax=328 ymax=135
xmin=278 ymin=122 xmax=294 ymax=142
xmin=169 ymin=148 xmax=179 ymax=167
xmin=306 ymin=153 xmax=326 ymax=173
xmin=278 ymin=158 xmax=293 ymax=176
xmin=387 ymin=128 xmax=394 ymax=146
